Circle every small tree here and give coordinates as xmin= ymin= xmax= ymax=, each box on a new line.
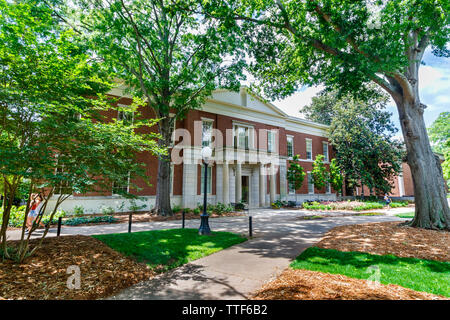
xmin=428 ymin=112 xmax=449 ymax=187
xmin=63 ymin=0 xmax=246 ymax=216
xmin=287 ymin=155 xmax=306 ymax=192
xmin=328 ymin=158 xmax=343 ymax=195
xmin=303 ymin=89 xmax=404 ymax=197
xmin=0 ymin=0 xmax=161 ymax=262
xmin=311 ymin=154 xmax=329 ymax=191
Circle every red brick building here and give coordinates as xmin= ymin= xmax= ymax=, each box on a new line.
xmin=354 ymin=155 xmax=446 ymax=198
xmin=48 ymin=87 xmax=337 ymax=213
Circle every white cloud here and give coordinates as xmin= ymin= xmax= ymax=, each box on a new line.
xmin=273 ymin=85 xmax=325 ymax=117
xmin=419 ymin=65 xmax=447 ymax=91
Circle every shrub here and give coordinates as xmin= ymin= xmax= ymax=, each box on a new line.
xmin=0 ymin=206 xmax=66 ymax=227
xmin=212 ymin=202 xmax=234 ymax=215
xmin=101 ymin=206 xmax=115 ymax=215
xmin=234 ymin=202 xmax=246 ymax=210
xmin=0 ymin=205 xmax=26 ymax=227
xmin=302 ymin=201 xmax=332 ymax=210
xmin=182 ymin=208 xmax=190 ymax=214
xmin=390 ymin=201 xmax=409 ymax=208
xmin=172 ymin=205 xmax=182 ymax=213
xmin=128 ymin=199 xmax=147 ymax=213
xmin=42 ymin=210 xmax=67 ymax=225
xmin=192 ymin=208 xmax=201 ymax=215
xmin=62 ymin=215 xmax=118 ymax=226
xmin=352 ymin=202 xmax=384 ymax=211
xmin=73 ymin=205 xmax=85 ymax=217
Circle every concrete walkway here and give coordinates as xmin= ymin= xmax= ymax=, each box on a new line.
xmin=103 ymin=210 xmax=404 ymax=300
xmin=5 ymin=205 xmax=413 ymax=241
xmin=5 ymin=207 xmax=407 ymax=299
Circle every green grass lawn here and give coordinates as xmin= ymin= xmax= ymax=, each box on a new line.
xmin=395 ymin=212 xmax=415 ymax=218
xmin=291 ymin=247 xmax=450 ymax=297
xmin=354 ymin=212 xmax=385 ymax=216
xmin=93 ymin=228 xmax=247 ymax=273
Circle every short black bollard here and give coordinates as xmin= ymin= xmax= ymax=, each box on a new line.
xmin=249 ymin=216 xmax=253 ymax=237
xmin=128 ymin=213 xmax=132 ymax=233
xmin=182 ymin=211 xmax=185 ymax=229
xmin=57 ymin=217 xmax=62 ymax=237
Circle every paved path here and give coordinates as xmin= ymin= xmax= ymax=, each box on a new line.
xmin=103 ymin=210 xmax=404 ymax=300
xmin=5 ymin=206 xmax=412 ymax=241
xmin=6 ymin=208 xmax=407 ymax=300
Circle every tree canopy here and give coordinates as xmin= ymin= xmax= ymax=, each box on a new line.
xmin=0 ymin=0 xmax=161 ymax=262
xmin=199 ymin=0 xmax=449 ymax=229
xmin=62 ymin=0 xmax=247 ymax=215
xmin=304 ymin=88 xmax=404 ymax=195
xmin=428 ymin=112 xmax=450 ymax=184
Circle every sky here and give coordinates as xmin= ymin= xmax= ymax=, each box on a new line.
xmin=272 ymin=47 xmax=450 ymax=137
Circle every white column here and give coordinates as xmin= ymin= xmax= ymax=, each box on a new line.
xmin=279 ymin=159 xmax=287 ymax=201
xmin=235 ymin=163 xmax=242 ymax=203
xmin=398 ymin=173 xmax=405 ymax=197
xmin=223 ymin=162 xmax=230 ymax=204
xmin=259 ymin=164 xmax=265 ymax=207
xmin=182 ymin=162 xmax=197 ymax=208
xmin=269 ymin=163 xmax=276 ymax=204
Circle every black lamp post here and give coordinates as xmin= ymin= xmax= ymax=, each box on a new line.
xmin=199 ymin=146 xmax=212 ymax=235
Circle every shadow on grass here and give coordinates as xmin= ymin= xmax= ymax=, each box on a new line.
xmin=291 ymin=247 xmax=450 ymax=297
xmin=93 ymin=228 xmax=247 ymax=273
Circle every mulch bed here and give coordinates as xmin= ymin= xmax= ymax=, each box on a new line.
xmin=316 ymin=222 xmax=449 ymax=262
xmin=0 ymin=235 xmax=155 ymax=300
xmin=252 ymin=269 xmax=446 ymax=300
xmin=252 ymin=222 xmax=449 ymax=300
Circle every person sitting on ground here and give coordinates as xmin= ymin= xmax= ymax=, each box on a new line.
xmin=26 ymin=193 xmax=45 ymax=233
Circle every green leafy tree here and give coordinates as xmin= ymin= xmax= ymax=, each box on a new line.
xmin=428 ymin=112 xmax=450 ymax=154
xmin=311 ymin=154 xmax=329 ymax=191
xmin=328 ymin=158 xmax=343 ymax=195
xmin=0 ymin=0 xmax=161 ymax=262
xmin=203 ymin=0 xmax=450 ymax=229
xmin=305 ymin=89 xmax=404 ymax=197
xmin=60 ymin=0 xmax=246 ymax=215
xmin=428 ymin=112 xmax=450 ymax=185
xmin=287 ymin=154 xmax=306 ymax=192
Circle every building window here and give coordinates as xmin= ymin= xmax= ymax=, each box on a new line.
xmin=287 ymin=136 xmax=294 ymax=158
xmin=117 ymin=110 xmax=134 ymax=125
xmin=268 ymin=130 xmax=276 ymax=153
xmin=200 ymin=166 xmax=212 ymax=194
xmin=202 ymin=120 xmax=213 ymax=148
xmin=323 ymin=142 xmax=329 ymax=162
xmin=306 ymin=139 xmax=312 ymax=160
xmin=288 ymin=179 xmax=296 ymax=194
xmin=233 ymin=124 xmax=253 ymax=149
xmin=307 ymin=172 xmax=314 ymax=194
xmin=326 ymin=181 xmax=331 ymax=194
xmin=54 ymin=166 xmax=72 ymax=195
xmin=112 ymin=173 xmax=129 ymax=195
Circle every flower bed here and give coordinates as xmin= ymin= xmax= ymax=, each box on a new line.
xmin=302 ymin=200 xmax=409 ymax=211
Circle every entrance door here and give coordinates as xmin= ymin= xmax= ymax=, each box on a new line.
xmin=241 ymin=176 xmax=249 ymax=204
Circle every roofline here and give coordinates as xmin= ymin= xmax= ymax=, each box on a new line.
xmin=213 ymin=86 xmax=329 ymax=130
xmin=108 ymin=82 xmax=330 ymax=131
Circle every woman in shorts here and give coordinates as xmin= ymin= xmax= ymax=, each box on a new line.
xmin=26 ymin=193 xmax=44 ymax=233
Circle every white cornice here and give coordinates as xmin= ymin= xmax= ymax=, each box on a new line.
xmin=108 ymin=84 xmax=329 ymax=138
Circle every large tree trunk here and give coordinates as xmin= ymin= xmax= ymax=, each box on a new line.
xmin=396 ymin=98 xmax=450 ymax=230
xmin=154 ymin=116 xmax=173 ymax=216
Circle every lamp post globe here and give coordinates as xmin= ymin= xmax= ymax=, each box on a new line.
xmin=201 ymin=146 xmax=212 ymax=161
xmin=199 ymin=146 xmax=212 ymax=235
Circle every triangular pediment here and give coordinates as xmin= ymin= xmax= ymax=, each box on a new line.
xmin=210 ymin=88 xmax=287 ymax=118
